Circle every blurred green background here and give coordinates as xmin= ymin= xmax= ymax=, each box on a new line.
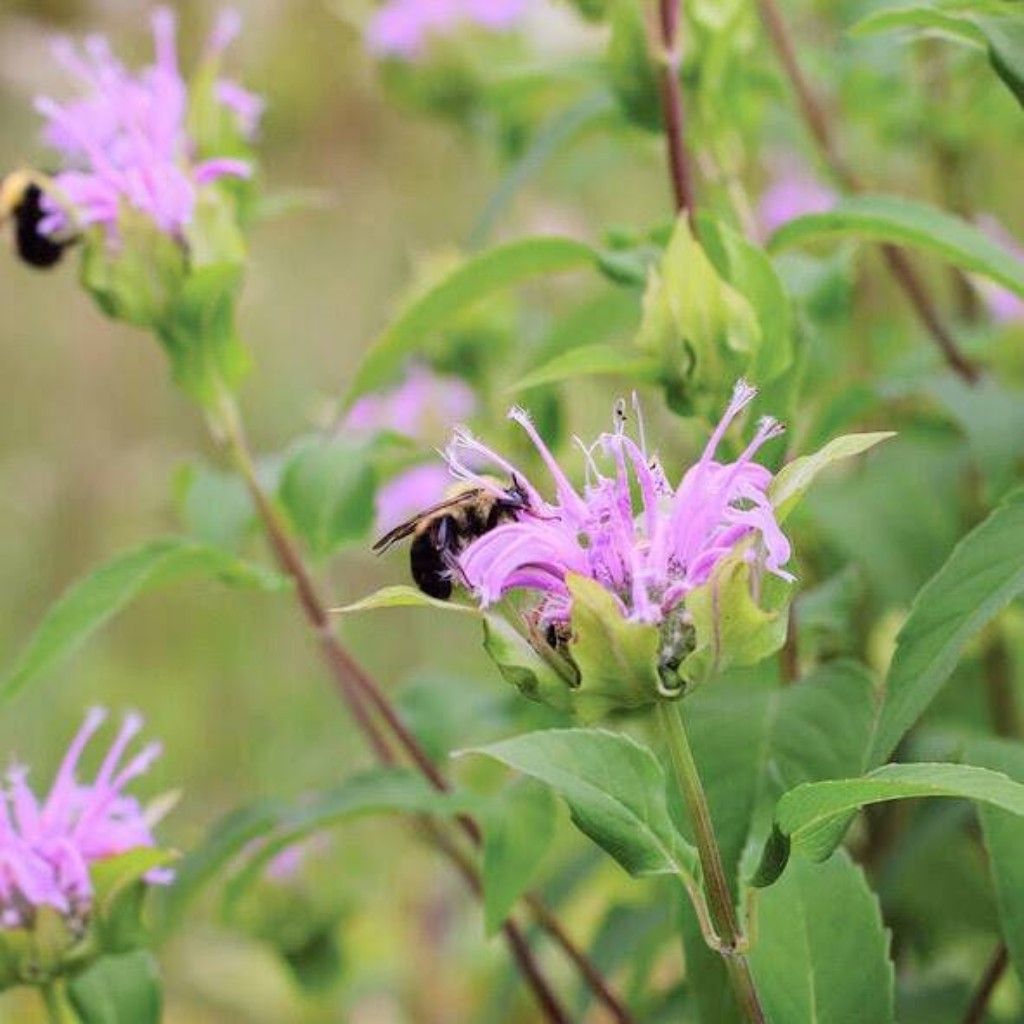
xmin=1 ymin=0 xmax=1023 ymax=1020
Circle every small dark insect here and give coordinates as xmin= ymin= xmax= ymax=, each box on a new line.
xmin=373 ymin=477 xmax=531 ymax=600
xmin=1 ymin=171 xmax=75 ymax=269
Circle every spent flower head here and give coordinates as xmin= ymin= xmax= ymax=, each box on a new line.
xmin=0 ymin=709 xmax=169 ymax=940
xmin=33 ymin=7 xmax=258 ymax=242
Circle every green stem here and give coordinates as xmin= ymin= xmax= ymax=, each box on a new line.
xmin=40 ymin=982 xmax=73 ymax=1024
xmin=657 ymin=701 xmax=766 ymax=1024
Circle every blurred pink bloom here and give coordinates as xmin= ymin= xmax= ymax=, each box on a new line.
xmin=375 ymin=463 xmax=455 ymax=533
xmin=0 ymin=709 xmax=169 ymax=930
xmin=366 ymin=0 xmax=526 ymax=60
xmin=344 ymin=365 xmax=476 ymax=440
xmin=758 ymin=169 xmax=835 ymax=238
xmin=34 ymin=7 xmax=259 ymax=240
xmin=264 ymin=835 xmax=330 ymax=883
xmin=449 ymin=381 xmax=792 ymax=628
xmin=345 ymin=366 xmax=478 ymax=534
xmin=975 ymin=215 xmax=1024 ymax=324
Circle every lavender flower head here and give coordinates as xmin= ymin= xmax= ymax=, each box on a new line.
xmin=975 ymin=215 xmax=1024 ymax=325
xmin=758 ymin=168 xmax=835 ymax=239
xmin=0 ymin=709 xmax=169 ymax=932
xmin=345 ymin=366 xmax=478 ymax=533
xmin=447 ymin=381 xmax=792 ymax=636
xmin=367 ymin=0 xmax=527 ymax=60
xmin=33 ymin=7 xmax=260 ymax=240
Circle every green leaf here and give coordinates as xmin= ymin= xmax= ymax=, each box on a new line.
xmin=464 ymin=728 xmax=699 ymax=880
xmin=345 ymin=237 xmax=597 ymax=402
xmin=850 ymin=6 xmax=1024 ymax=109
xmin=748 ymin=852 xmax=894 ymax=1024
xmin=678 ymin=555 xmax=790 ymax=690
xmin=0 ymin=538 xmax=286 ymax=705
xmin=510 ymin=344 xmax=660 ymax=393
xmin=607 ymin=0 xmax=662 ymax=131
xmin=481 ymin=614 xmax=577 ymax=714
xmin=699 ymin=216 xmax=795 ymax=384
xmin=869 ymin=487 xmax=1024 ymax=765
xmin=769 ymin=195 xmax=1024 ymax=298
xmin=468 ymin=92 xmax=615 ymax=248
xmin=770 ymin=431 xmax=895 ymax=523
xmin=964 ymin=736 xmax=1024 ymax=982
xmin=278 ymin=436 xmax=378 ymax=557
xmin=754 ymin=762 xmax=1024 ymax=886
xmin=222 ymin=769 xmax=459 ymax=912
xmin=173 ymin=462 xmax=254 ymax=552
xmin=153 ymin=800 xmax=287 ymax=937
xmin=337 ymin=584 xmax=480 ymax=616
xmin=68 ymin=951 xmax=162 ymax=1024
xmin=481 ymin=779 xmax=557 ymax=936
xmin=849 ymin=6 xmax=986 ymax=48
xmin=566 ymin=573 xmax=662 ymax=715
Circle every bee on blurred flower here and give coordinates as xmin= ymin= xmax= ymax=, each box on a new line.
xmin=373 ymin=477 xmax=532 ymax=600
xmin=0 ymin=169 xmax=75 ymax=269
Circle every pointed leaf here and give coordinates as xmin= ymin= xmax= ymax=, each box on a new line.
xmin=481 ymin=779 xmax=557 ymax=936
xmin=464 ymin=728 xmax=698 ymax=879
xmin=337 ymin=584 xmax=480 ymax=616
xmin=754 ymin=762 xmax=1024 ymax=886
xmin=748 ymin=852 xmax=894 ymax=1024
xmin=869 ymin=487 xmax=1024 ymax=764
xmin=346 ymin=237 xmax=598 ymax=402
xmin=511 ymin=344 xmax=659 ymax=393
xmin=770 ymin=195 xmax=1024 ymax=297
xmin=0 ymin=538 xmax=287 ymax=705
xmin=68 ymin=951 xmax=162 ymax=1024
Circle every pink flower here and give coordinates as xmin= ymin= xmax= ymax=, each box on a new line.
xmin=975 ymin=215 xmax=1024 ymax=325
xmin=344 ymin=364 xmax=476 ymax=440
xmin=366 ymin=0 xmax=526 ymax=60
xmin=759 ymin=169 xmax=835 ymax=238
xmin=346 ymin=366 xmax=479 ymax=535
xmin=0 ymin=709 xmax=169 ymax=931
xmin=449 ymin=380 xmax=792 ymax=629
xmin=34 ymin=8 xmax=259 ymax=240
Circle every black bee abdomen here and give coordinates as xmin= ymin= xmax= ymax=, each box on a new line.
xmin=410 ymin=526 xmax=453 ymax=600
xmin=14 ymin=185 xmax=66 ymax=269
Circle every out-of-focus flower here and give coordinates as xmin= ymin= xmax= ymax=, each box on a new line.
xmin=448 ymin=380 xmax=792 ymax=632
xmin=33 ymin=7 xmax=259 ymax=240
xmin=758 ymin=167 xmax=835 ymax=238
xmin=975 ymin=215 xmax=1024 ymax=324
xmin=345 ymin=366 xmax=478 ymax=534
xmin=366 ymin=0 xmax=526 ymax=60
xmin=0 ymin=708 xmax=169 ymax=933
xmin=344 ymin=364 xmax=476 ymax=439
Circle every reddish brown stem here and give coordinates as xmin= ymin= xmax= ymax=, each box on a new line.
xmin=962 ymin=943 xmax=1008 ymax=1024
xmin=215 ymin=396 xmax=632 ymax=1024
xmin=754 ymin=0 xmax=979 ymax=384
xmin=657 ymin=0 xmax=697 ymax=221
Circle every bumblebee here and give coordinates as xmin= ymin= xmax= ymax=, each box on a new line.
xmin=373 ymin=477 xmax=531 ymax=600
xmin=0 ymin=171 xmax=74 ymax=269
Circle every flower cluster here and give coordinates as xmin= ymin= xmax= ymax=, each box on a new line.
xmin=367 ymin=0 xmax=526 ymax=60
xmin=34 ymin=7 xmax=261 ymax=241
xmin=345 ymin=365 xmax=478 ymax=532
xmin=446 ymin=381 xmax=792 ymax=637
xmin=0 ymin=709 xmax=169 ymax=933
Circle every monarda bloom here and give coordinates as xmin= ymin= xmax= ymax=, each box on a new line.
xmin=443 ymin=382 xmax=793 ymax=712
xmin=0 ymin=710 xmax=172 ymax=985
xmin=33 ymin=7 xmax=258 ymax=243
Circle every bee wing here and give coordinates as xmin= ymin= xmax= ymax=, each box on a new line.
xmin=372 ymin=488 xmax=485 ymax=554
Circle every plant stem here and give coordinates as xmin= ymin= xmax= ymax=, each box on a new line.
xmin=657 ymin=0 xmax=697 ymax=222
xmin=754 ymin=0 xmax=979 ymax=384
xmin=209 ymin=390 xmax=628 ymax=1024
xmin=657 ymin=701 xmax=766 ymax=1024
xmin=962 ymin=943 xmax=1008 ymax=1024
xmin=40 ymin=982 xmax=72 ymax=1024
